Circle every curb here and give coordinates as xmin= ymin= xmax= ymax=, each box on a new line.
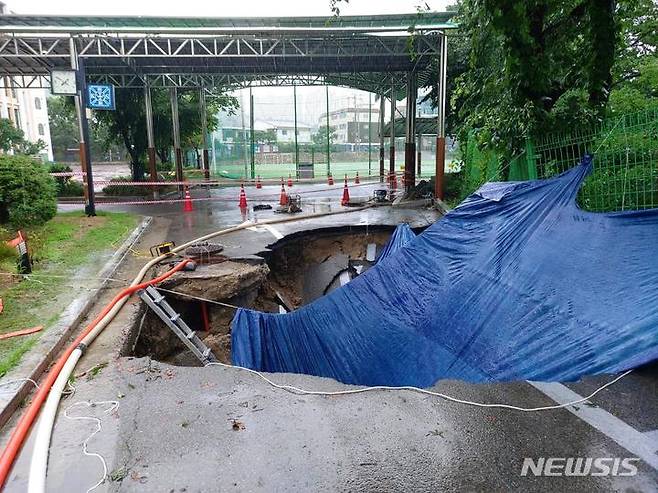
xmin=0 ymin=215 xmax=153 ymax=430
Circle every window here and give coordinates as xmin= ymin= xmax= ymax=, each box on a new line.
xmin=34 ymin=97 xmax=42 ymax=110
xmin=13 ymin=109 xmax=20 ymax=128
xmin=38 ymin=123 xmax=45 ymax=136
xmin=281 ymin=129 xmax=288 ymax=136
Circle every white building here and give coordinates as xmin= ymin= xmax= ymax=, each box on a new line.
xmin=318 ymin=105 xmax=381 ymax=145
xmin=0 ymin=2 xmax=54 ymax=161
xmin=254 ymin=119 xmax=312 ymax=144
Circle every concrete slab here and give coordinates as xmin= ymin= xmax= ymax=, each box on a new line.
xmin=9 ymin=359 xmax=656 ymax=492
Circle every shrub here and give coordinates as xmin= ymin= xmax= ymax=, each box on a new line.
xmin=0 ymin=155 xmax=56 ymax=227
xmin=48 ymin=163 xmax=85 ymax=197
xmin=102 ymin=176 xmax=174 ymax=197
xmin=102 ymin=176 xmax=150 ymax=197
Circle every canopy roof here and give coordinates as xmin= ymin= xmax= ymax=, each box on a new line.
xmin=0 ymin=12 xmax=456 ymax=95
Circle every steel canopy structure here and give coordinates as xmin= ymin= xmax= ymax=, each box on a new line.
xmin=0 ymin=12 xmax=456 ymax=213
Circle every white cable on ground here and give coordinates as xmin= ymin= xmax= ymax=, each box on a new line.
xmin=205 ymin=362 xmax=633 ymax=413
xmin=62 ymin=400 xmax=119 ymax=493
xmin=0 ymin=378 xmax=39 ymax=392
xmin=28 ymin=205 xmax=374 ymax=493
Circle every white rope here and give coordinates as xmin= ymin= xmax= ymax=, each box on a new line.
xmin=62 ymin=401 xmax=119 ymax=493
xmin=0 ymin=378 xmax=39 ymax=392
xmin=155 ymin=288 xmax=240 ymax=310
xmin=205 ymin=362 xmax=632 ymax=412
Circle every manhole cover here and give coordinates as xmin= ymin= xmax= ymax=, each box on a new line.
xmin=184 ymin=242 xmax=224 ymax=257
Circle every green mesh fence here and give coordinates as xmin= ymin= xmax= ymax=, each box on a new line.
xmin=460 ymin=130 xmax=502 ymax=198
xmin=533 ymin=107 xmax=658 ymax=212
xmin=460 ymin=107 xmax=658 ymax=212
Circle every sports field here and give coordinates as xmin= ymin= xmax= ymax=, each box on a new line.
xmin=210 ymin=155 xmax=460 ymax=181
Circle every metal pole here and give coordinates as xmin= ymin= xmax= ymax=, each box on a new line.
xmin=417 ymin=132 xmax=422 ymax=177
xmin=379 ymin=93 xmax=385 ymax=182
xmin=293 ymin=84 xmax=299 ymax=179
xmin=435 ymin=33 xmax=448 ymax=201
xmin=389 ymin=80 xmax=396 ymax=178
xmin=144 ymin=85 xmax=158 ymax=199
xmin=325 ymin=85 xmax=331 ymax=176
xmin=249 ymin=88 xmax=255 ymax=179
xmin=368 ymin=92 xmax=372 ymax=176
xmin=199 ymin=88 xmax=210 ymax=181
xmin=170 ymin=87 xmax=183 ymax=197
xmin=404 ymin=71 xmax=417 ymax=192
xmin=70 ymin=39 xmax=95 ymax=216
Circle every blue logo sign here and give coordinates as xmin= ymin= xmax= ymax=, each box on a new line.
xmin=87 ymin=84 xmax=115 ymax=110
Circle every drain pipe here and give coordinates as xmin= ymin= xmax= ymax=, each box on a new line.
xmin=24 ymin=205 xmax=375 ymax=493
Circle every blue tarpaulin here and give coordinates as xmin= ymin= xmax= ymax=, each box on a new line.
xmin=375 ymin=223 xmax=416 ymax=263
xmin=232 ymin=156 xmax=658 ymax=386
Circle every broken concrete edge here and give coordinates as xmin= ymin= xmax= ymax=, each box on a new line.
xmin=0 ymin=215 xmax=153 ymax=431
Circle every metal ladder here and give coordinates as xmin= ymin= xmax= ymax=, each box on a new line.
xmin=138 ymin=285 xmax=217 ymax=366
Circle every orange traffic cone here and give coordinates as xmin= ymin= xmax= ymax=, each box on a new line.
xmin=389 ymin=172 xmax=397 ymax=190
xmin=341 ymin=175 xmax=350 ymax=206
xmin=255 ymin=176 xmax=262 ymax=189
xmin=183 ymin=187 xmax=193 ymax=212
xmin=287 ymin=174 xmax=293 ymax=187
xmin=355 ymin=172 xmax=360 ymax=184
xmin=279 ymin=183 xmax=289 ymax=206
xmin=328 ymin=173 xmax=334 ymax=186
xmin=238 ymin=183 xmax=248 ymax=209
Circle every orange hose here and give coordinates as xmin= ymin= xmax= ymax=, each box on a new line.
xmin=0 ymin=259 xmax=190 ymax=488
xmin=0 ymin=326 xmax=43 ymax=341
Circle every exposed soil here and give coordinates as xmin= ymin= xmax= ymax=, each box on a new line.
xmin=129 ymin=227 xmax=395 ymax=366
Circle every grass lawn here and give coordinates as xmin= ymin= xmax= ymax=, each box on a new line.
xmin=0 ymin=211 xmax=138 ymax=377
xmin=208 ymin=156 xmax=461 ymax=181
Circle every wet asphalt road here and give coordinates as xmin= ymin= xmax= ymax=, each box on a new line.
xmin=34 ymin=181 xmax=658 ymax=492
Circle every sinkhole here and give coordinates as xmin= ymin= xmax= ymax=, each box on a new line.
xmin=124 ymin=226 xmax=405 ymax=366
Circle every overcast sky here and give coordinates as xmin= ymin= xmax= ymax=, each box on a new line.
xmin=9 ymin=0 xmax=451 ymax=17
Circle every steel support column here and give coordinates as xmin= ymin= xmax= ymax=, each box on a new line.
xmin=249 ymin=88 xmax=255 ymax=179
xmin=144 ymin=85 xmax=158 ymax=199
xmin=404 ymin=71 xmax=417 ymax=192
xmin=293 ymin=84 xmax=299 ymax=178
xmin=378 ymin=93 xmax=385 ymax=182
xmin=389 ymin=81 xmax=396 ymax=179
xmin=169 ymin=87 xmax=183 ymax=197
xmin=368 ymin=92 xmax=372 ymax=176
xmin=325 ymin=85 xmax=331 ymax=176
xmin=199 ymin=88 xmax=210 ymax=181
xmin=435 ymin=33 xmax=448 ymax=201
xmin=417 ymin=132 xmax=422 ymax=177
xmin=71 ymin=40 xmax=95 ymax=216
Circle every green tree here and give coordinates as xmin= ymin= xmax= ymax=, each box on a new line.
xmin=0 ymin=118 xmax=45 ymax=156
xmin=312 ymin=125 xmax=337 ymax=146
xmin=0 ymin=118 xmax=24 ymax=152
xmin=448 ymin=0 xmax=621 ymax=155
xmin=47 ymin=96 xmax=124 ymax=162
xmin=95 ymin=88 xmax=238 ymax=180
xmin=608 ymin=0 xmax=658 ymax=114
xmin=0 ymin=155 xmax=56 ymax=226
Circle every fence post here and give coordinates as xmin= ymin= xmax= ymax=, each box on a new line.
xmin=525 ymin=138 xmax=538 ymax=180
